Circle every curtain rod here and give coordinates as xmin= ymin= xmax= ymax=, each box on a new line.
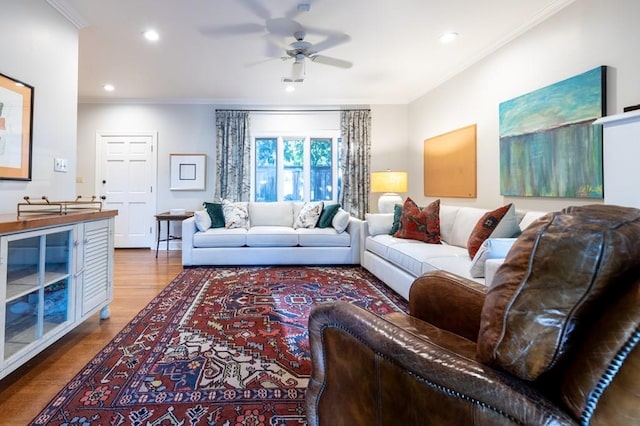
xmin=215 ymin=108 xmax=370 ymax=113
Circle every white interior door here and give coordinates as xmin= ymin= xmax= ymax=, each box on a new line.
xmin=96 ymin=132 xmax=157 ymax=248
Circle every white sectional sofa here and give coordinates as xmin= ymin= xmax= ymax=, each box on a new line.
xmin=362 ymin=203 xmax=547 ymax=300
xmin=182 ymin=201 xmax=362 ymax=266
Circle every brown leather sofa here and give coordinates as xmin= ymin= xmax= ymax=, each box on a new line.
xmin=306 ymin=204 xmax=640 ymax=425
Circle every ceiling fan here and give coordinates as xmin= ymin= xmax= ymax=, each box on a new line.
xmin=277 ymin=29 xmax=353 ymax=82
xmin=201 ymin=1 xmax=352 ymax=82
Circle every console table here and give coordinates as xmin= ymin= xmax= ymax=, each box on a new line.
xmin=155 ymin=211 xmax=194 ymax=257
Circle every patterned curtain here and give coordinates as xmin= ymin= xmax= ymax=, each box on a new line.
xmin=215 ymin=110 xmax=251 ymax=201
xmin=340 ymin=109 xmax=371 ymax=219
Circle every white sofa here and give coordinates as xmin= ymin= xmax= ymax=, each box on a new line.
xmin=182 ymin=201 xmax=362 ymax=266
xmin=362 ymin=204 xmax=547 ymax=300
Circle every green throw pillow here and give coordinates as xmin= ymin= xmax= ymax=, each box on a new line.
xmin=389 ymin=203 xmax=403 ymax=235
xmin=203 ymin=202 xmax=225 ymax=228
xmin=317 ymin=203 xmax=341 ymax=228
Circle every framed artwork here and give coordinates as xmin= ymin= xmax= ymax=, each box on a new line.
xmin=499 ymin=66 xmax=606 ymax=198
xmin=170 ymin=153 xmax=206 ymax=190
xmin=0 ymin=72 xmax=34 ymax=180
xmin=424 ymin=124 xmax=477 ymax=198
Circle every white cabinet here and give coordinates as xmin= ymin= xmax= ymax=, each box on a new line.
xmin=0 ymin=216 xmax=114 ymax=379
xmin=594 ymin=110 xmax=640 ymax=208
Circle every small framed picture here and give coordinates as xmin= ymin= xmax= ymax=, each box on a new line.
xmin=170 ymin=153 xmax=206 ymax=190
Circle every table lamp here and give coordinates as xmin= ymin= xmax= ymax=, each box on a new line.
xmin=371 ymin=170 xmax=408 ymax=213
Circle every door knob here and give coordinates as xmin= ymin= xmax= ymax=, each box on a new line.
xmin=100 ymin=196 xmax=106 ymax=200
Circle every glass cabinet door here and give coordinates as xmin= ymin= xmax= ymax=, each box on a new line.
xmin=3 ymin=228 xmax=72 ymax=361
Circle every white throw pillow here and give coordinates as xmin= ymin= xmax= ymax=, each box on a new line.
xmin=293 ymin=201 xmax=324 ymax=229
xmin=332 ymin=208 xmax=350 ymax=233
xmin=222 ymin=200 xmax=249 ymax=229
xmin=365 ymin=213 xmax=393 ymax=236
xmin=194 ymin=210 xmax=211 ymax=232
xmin=490 ymin=203 xmax=521 ymax=238
xmin=469 ymin=238 xmax=517 ymax=278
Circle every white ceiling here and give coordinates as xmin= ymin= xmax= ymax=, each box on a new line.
xmin=51 ymin=0 xmax=575 ymax=105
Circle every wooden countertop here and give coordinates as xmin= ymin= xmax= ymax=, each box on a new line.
xmin=0 ymin=210 xmax=118 ymax=234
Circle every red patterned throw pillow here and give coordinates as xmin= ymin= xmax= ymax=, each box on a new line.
xmin=467 ymin=203 xmax=512 ymax=258
xmin=394 ymin=198 xmax=441 ymax=244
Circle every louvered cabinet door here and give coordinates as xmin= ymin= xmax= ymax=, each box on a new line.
xmin=77 ymin=218 xmax=114 ymax=320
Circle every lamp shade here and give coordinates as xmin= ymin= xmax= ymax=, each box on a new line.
xmin=371 ymin=171 xmax=408 ymax=193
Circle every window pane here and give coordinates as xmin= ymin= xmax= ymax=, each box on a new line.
xmin=283 ymin=139 xmax=304 ymax=201
xmin=255 ymin=138 xmax=277 ymax=202
xmin=311 ymin=139 xmax=332 ymax=201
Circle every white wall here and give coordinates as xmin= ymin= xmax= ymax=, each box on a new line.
xmin=77 ymin=103 xmax=216 ymax=213
xmin=0 ymin=0 xmax=78 ymax=214
xmin=407 ymin=0 xmax=640 ymax=212
xmin=370 ymin=104 xmax=409 ymax=211
xmin=78 ymin=104 xmax=408 ymax=213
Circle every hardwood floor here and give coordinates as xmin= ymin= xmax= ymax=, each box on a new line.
xmin=0 ymin=249 xmax=183 ymax=425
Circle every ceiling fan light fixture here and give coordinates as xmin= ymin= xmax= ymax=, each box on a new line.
xmin=285 ymin=84 xmax=296 ymax=92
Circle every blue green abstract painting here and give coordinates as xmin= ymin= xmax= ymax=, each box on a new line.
xmin=499 ymin=66 xmax=606 ymax=198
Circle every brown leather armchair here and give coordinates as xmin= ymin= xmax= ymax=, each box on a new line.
xmin=306 ymin=205 xmax=640 ymax=425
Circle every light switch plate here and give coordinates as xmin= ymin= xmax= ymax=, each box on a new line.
xmin=54 ymin=158 xmax=68 ymax=172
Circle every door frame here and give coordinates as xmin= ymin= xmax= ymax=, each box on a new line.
xmin=94 ymin=131 xmax=158 ymax=248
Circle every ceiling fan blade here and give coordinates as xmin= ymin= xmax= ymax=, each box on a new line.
xmin=199 ymin=23 xmax=265 ymax=37
xmin=308 ymin=32 xmax=351 ymax=53
xmin=244 ymin=57 xmax=280 ymax=68
xmin=240 ymin=0 xmax=271 ymax=20
xmin=310 ymin=55 xmax=352 ymax=69
xmin=265 ymin=17 xmax=303 ymax=37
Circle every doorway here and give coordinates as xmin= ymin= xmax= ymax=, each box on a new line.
xmin=95 ymin=132 xmax=157 ymax=248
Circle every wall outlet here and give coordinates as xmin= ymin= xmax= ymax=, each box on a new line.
xmin=54 ymin=158 xmax=68 ymax=172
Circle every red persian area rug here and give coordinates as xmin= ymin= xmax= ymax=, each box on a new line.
xmin=30 ymin=266 xmax=407 ymax=425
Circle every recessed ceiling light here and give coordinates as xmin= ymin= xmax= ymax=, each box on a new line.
xmin=103 ymin=84 xmax=115 ymax=92
xmin=143 ymin=29 xmax=160 ymax=42
xmin=439 ymin=32 xmax=459 ymax=44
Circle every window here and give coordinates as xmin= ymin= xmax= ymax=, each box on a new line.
xmin=253 ymin=135 xmax=340 ymax=202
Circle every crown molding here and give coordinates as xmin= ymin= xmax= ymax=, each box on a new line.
xmin=46 ymin=0 xmax=87 ymax=29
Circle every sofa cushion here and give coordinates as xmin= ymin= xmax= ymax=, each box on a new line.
xmin=332 ymin=209 xmax=350 ymax=233
xmin=438 ymin=204 xmax=461 ymax=244
xmin=447 ymin=207 xmax=487 ymax=248
xmin=467 ymin=204 xmax=510 ymax=259
xmin=366 ymin=213 xmax=394 ymax=236
xmin=477 ymin=205 xmax=640 ymax=381
xmin=294 ymin=202 xmax=324 ymax=229
xmin=394 ymin=198 xmax=441 ymax=243
xmin=194 ymin=210 xmax=211 ymax=232
xmin=424 ymin=256 xmax=484 ymax=283
xmin=203 ymin=202 xmax=225 ymax=228
xmin=297 ymin=228 xmax=351 ymax=247
xmin=366 ymin=234 xmax=403 ymax=259
xmin=386 ymin=241 xmax=467 ymax=277
xmin=249 ymin=202 xmax=293 ymax=227
xmin=317 ymin=203 xmax=341 ymax=228
xmin=193 ymin=227 xmax=247 ymax=247
xmin=222 ymin=200 xmax=249 ymax=229
xmin=246 ymin=226 xmax=298 ymax=247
